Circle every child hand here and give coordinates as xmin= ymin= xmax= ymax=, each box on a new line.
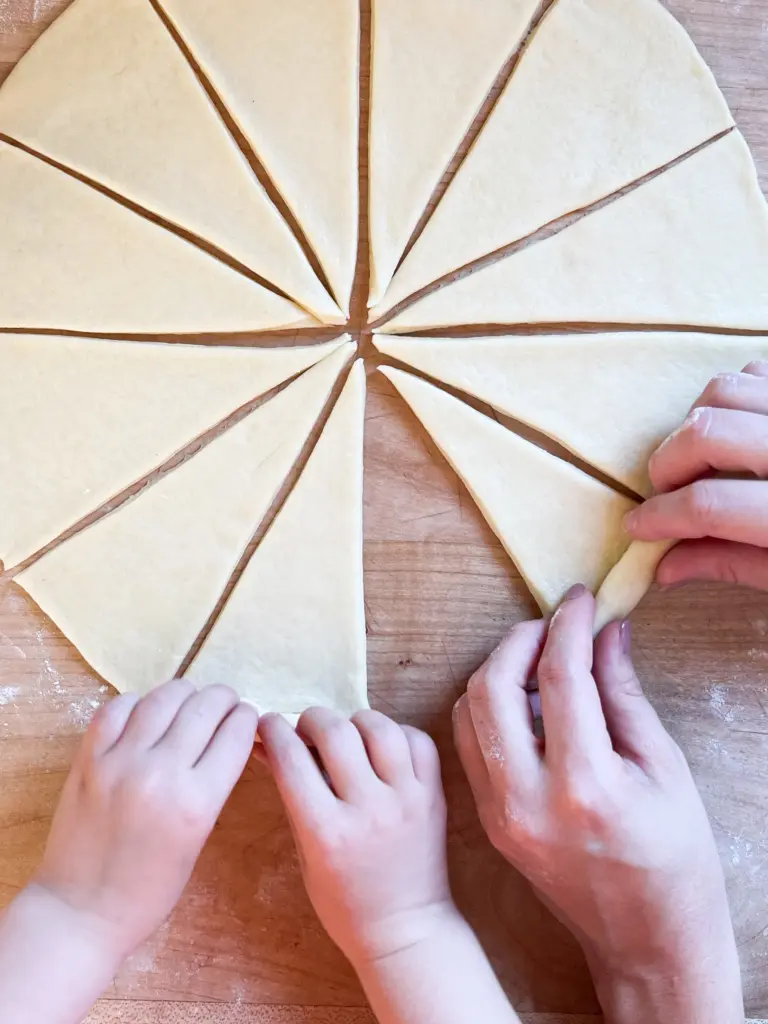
xmin=258 ymin=709 xmax=453 ymax=968
xmin=33 ymin=679 xmax=258 ymax=962
xmin=453 ymin=587 xmax=743 ymax=1024
xmin=626 ymin=360 xmax=768 ymax=591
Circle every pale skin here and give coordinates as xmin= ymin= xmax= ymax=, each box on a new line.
xmin=0 ymin=363 xmax=762 ymax=1023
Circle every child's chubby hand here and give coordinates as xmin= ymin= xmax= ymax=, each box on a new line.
xmin=31 ymin=679 xmax=258 ymax=963
xmin=258 ymin=709 xmax=453 ymax=969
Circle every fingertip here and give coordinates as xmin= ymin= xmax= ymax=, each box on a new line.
xmin=85 ymin=691 xmax=141 ymax=757
xmin=258 ymin=711 xmax=294 ymax=749
xmin=399 ymin=724 xmax=442 ymax=786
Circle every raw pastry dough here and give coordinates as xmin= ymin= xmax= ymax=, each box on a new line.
xmin=0 ymin=141 xmax=314 ymax=333
xmin=382 ymin=133 xmax=768 ymax=333
xmin=368 ymin=0 xmax=538 ymax=306
xmin=159 ymin=0 xmax=360 ymax=315
xmin=594 ymin=540 xmax=676 ymax=634
xmin=374 ymin=0 xmax=733 ymax=318
xmin=189 ymin=362 xmax=368 ymax=715
xmin=375 ymin=333 xmax=768 ymax=496
xmin=0 ymin=0 xmax=341 ymax=323
xmin=15 ymin=344 xmax=355 ymax=694
xmin=0 ymin=334 xmax=347 ymax=568
xmin=381 ymin=367 xmax=636 ymax=612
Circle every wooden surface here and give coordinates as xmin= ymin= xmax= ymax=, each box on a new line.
xmin=1 ymin=0 xmax=768 ymax=1020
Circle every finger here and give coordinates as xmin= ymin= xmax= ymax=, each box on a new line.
xmin=119 ymin=678 xmax=196 ymax=749
xmin=743 ymin=360 xmax=768 ymax=378
xmin=351 ymin=710 xmax=415 ymax=786
xmin=657 ymin=538 xmax=768 ymax=591
xmin=401 ymin=725 xmax=443 ymax=789
xmin=158 ymin=684 xmax=240 ymax=764
xmin=466 ymin=620 xmax=547 ymax=789
xmin=452 ymin=695 xmax=491 ymax=804
xmin=81 ymin=692 xmax=140 ymax=759
xmin=258 ymin=713 xmax=337 ymax=823
xmin=297 ymin=708 xmax=380 ymax=803
xmin=649 ymin=407 xmax=768 ymax=493
xmin=625 ymin=479 xmax=768 ymax=547
xmin=593 ymin=621 xmax=676 ymax=771
xmin=693 ymin=370 xmax=768 ymax=415
xmin=193 ymin=703 xmax=259 ymax=805
xmin=537 ymin=587 xmax=614 ymax=773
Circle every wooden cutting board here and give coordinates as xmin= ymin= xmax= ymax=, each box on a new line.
xmin=1 ymin=0 xmax=768 ymax=1019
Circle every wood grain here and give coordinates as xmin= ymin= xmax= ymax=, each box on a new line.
xmin=85 ymin=1007 xmax=603 ymax=1024
xmin=0 ymin=0 xmax=768 ymax=1020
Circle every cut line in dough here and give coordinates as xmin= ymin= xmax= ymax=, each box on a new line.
xmin=367 ymin=0 xmax=538 ymax=306
xmin=189 ymin=361 xmax=368 ymax=716
xmin=375 ymin=333 xmax=768 ymax=497
xmin=381 ymin=367 xmax=636 ymax=612
xmin=159 ymin=0 xmax=360 ymax=316
xmin=0 ymin=141 xmax=314 ymax=333
xmin=381 ymin=132 xmax=768 ymax=334
xmin=0 ymin=0 xmax=342 ymax=323
xmin=15 ymin=344 xmax=355 ymax=695
xmin=373 ymin=0 xmax=733 ymax=318
xmin=0 ymin=335 xmax=348 ymax=568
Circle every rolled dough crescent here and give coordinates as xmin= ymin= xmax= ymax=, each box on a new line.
xmin=594 ymin=540 xmax=676 ymax=634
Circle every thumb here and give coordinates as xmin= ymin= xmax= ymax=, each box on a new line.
xmin=657 ymin=539 xmax=768 ymax=591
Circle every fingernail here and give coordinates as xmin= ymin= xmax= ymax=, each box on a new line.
xmin=624 ymin=509 xmax=639 ymax=531
xmin=563 ymin=583 xmax=588 ymax=602
xmin=620 ymin=619 xmax=632 ymax=655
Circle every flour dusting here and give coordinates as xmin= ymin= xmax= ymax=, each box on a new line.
xmin=709 ymin=684 xmax=736 ymax=724
xmin=0 ymin=686 xmax=20 ymax=706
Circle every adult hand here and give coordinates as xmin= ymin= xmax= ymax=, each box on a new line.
xmin=453 ymin=587 xmax=743 ymax=1024
xmin=625 ymin=361 xmax=768 ymax=591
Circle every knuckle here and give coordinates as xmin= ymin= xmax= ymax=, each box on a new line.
xmin=685 ymin=478 xmax=722 ymax=529
xmin=701 ymin=373 xmax=741 ymax=407
xmin=684 ymin=405 xmax=714 ymax=444
xmin=562 ymin=778 xmax=612 ymax=830
xmin=467 ymin=666 xmax=490 ymax=702
xmin=536 ymin=653 xmax=573 ymax=690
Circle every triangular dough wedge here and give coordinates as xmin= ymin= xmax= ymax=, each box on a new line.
xmin=375 ymin=333 xmax=768 ymax=496
xmin=15 ymin=345 xmax=354 ymax=694
xmin=0 ymin=141 xmax=313 ymax=333
xmin=373 ymin=0 xmax=733 ymax=318
xmin=0 ymin=0 xmax=341 ymax=323
xmin=189 ymin=362 xmax=367 ymax=716
xmin=381 ymin=132 xmax=768 ymax=333
xmin=159 ymin=0 xmax=359 ymax=315
xmin=381 ymin=367 xmax=636 ymax=612
xmin=368 ymin=0 xmax=539 ymax=307
xmin=0 ymin=335 xmax=348 ymax=568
